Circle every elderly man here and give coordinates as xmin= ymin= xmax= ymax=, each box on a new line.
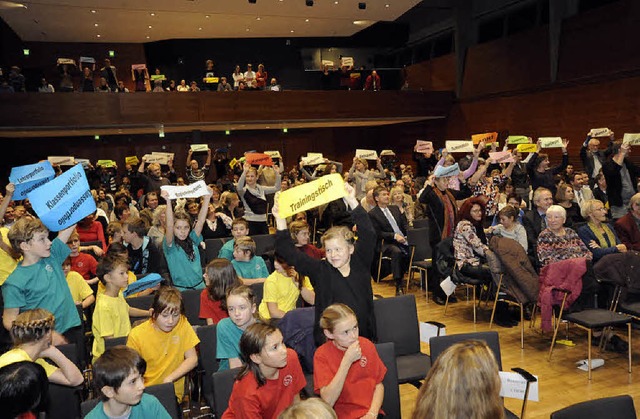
xmin=137 ymin=157 xmax=174 ymax=194
xmin=522 ymin=187 xmax=554 ymax=270
xmin=580 ymin=134 xmax=607 ymax=181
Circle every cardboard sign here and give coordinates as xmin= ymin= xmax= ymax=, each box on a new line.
xmin=150 ymin=74 xmax=166 ymax=81
xmin=302 ymin=153 xmax=324 ymax=166
xmin=229 ymin=158 xmax=240 ymax=169
xmin=472 ymin=132 xmax=498 ymax=145
xmin=79 ymin=56 xmax=95 ymax=64
xmin=445 ymin=140 xmax=474 ymax=153
xmin=204 ymin=77 xmax=219 ymax=83
xmin=245 ymin=153 xmax=274 ymax=166
xmin=125 ymin=156 xmax=139 ymax=165
xmin=419 ymin=322 xmax=445 ymax=344
xmin=264 ymin=150 xmax=282 ymax=159
xmin=190 ymin=144 xmax=209 ymax=152
xmin=489 ymin=151 xmax=514 ymax=164
xmin=48 ymin=156 xmax=75 ymax=166
xmin=415 ymin=140 xmax=433 ymax=153
xmin=341 ymin=57 xmax=354 ymax=68
xmin=356 ymin=149 xmax=378 ymax=160
xmin=131 ymin=64 xmax=147 ymax=70
xmin=75 ymin=159 xmax=91 ymax=169
xmin=589 ymin=127 xmax=611 ymax=138
xmin=499 ymin=371 xmax=539 ymax=401
xmin=28 ymin=164 xmax=96 ymax=231
xmin=9 ymin=161 xmax=56 ymax=201
xmin=277 ymin=173 xmax=346 ymax=219
xmin=321 ymin=60 xmax=334 ymax=68
xmin=517 ymin=143 xmax=538 ymax=153
xmin=96 ymin=160 xmax=116 ymax=168
xmin=161 ymin=180 xmax=210 ymax=200
xmin=623 ymin=133 xmax=640 ymax=146
xmin=57 ymin=58 xmax=75 ymax=66
xmin=380 ymin=150 xmax=395 ymax=156
xmin=142 ymin=154 xmax=166 ymax=165
xmin=152 ymin=151 xmax=174 ymax=161
xmin=539 ymin=137 xmax=563 ymax=148
xmin=507 ymin=135 xmax=530 ymax=145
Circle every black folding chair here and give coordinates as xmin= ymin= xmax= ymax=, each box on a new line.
xmin=375 ymin=342 xmax=401 ymax=419
xmin=212 ymin=367 xmax=241 ymax=418
xmin=550 ymin=395 xmax=636 ymax=419
xmin=405 ymin=227 xmax=432 ymax=296
xmin=182 ymin=289 xmax=206 ymax=326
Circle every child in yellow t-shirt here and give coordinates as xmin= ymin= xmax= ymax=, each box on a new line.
xmin=126 ymin=286 xmax=200 ymax=401
xmin=97 ymin=243 xmax=155 ymax=298
xmin=92 ymin=254 xmax=150 ymax=362
xmin=259 ymin=253 xmax=315 ymax=321
xmin=62 ymin=257 xmax=95 ymax=311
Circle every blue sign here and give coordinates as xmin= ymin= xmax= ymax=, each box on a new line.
xmin=9 ymin=161 xmax=56 ymax=201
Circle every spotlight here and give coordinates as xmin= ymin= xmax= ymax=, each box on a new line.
xmin=306 ymin=0 xmax=313 ymax=6
xmin=358 ymin=2 xmax=366 ymax=9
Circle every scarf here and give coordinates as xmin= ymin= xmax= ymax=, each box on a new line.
xmin=175 ymin=235 xmax=196 ymax=262
xmin=433 ymin=186 xmax=457 ymax=239
xmin=588 ymin=221 xmax=617 ymax=248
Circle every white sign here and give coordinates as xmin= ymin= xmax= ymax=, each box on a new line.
xmin=445 ymin=140 xmax=474 ymax=153
xmin=538 ymin=137 xmax=563 ymax=148
xmin=321 ymin=60 xmax=335 ymax=68
xmin=152 ymin=151 xmax=175 ymax=161
xmin=499 ymin=371 xmax=539 ymax=401
xmin=439 ymin=276 xmax=456 ymax=296
xmin=264 ymin=150 xmax=282 ymax=159
xmin=380 ymin=150 xmax=395 ymax=156
xmin=301 ymin=155 xmax=324 ymax=166
xmin=341 ymin=57 xmax=354 ymax=68
xmin=419 ymin=322 xmax=445 ymax=344
xmin=589 ymin=128 xmax=611 ymax=138
xmin=415 ymin=140 xmax=433 ymax=153
xmin=623 ymin=133 xmax=640 ymax=145
xmin=142 ymin=154 xmax=167 ymax=165
xmin=161 ymin=180 xmax=210 ymax=200
xmin=356 ymin=149 xmax=378 ymax=160
xmin=190 ymin=144 xmax=209 ymax=152
xmin=48 ymin=156 xmax=75 ymax=166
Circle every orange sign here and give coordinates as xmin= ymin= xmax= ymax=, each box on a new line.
xmin=245 ymin=153 xmax=274 ymax=166
xmin=472 ymin=132 xmax=498 ymax=145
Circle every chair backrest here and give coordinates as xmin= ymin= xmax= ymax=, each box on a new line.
xmin=429 ymin=331 xmax=503 ymax=369
xmin=373 ymin=294 xmax=420 ymax=356
xmin=251 ymin=282 xmax=264 ymax=308
xmin=550 ymin=395 xmax=636 ymax=419
xmin=104 ymin=336 xmax=128 ymax=352
xmin=252 ymin=234 xmax=275 ymax=256
xmin=375 ymin=342 xmax=401 ymax=419
xmin=181 ymin=289 xmax=206 ymax=326
xmin=407 ymin=227 xmax=431 ymax=261
xmin=412 ymin=218 xmax=430 ymax=230
xmin=196 ymin=324 xmax=218 ymax=403
xmin=126 ymin=294 xmax=155 ymax=323
xmin=56 ymin=342 xmax=81 ymax=370
xmin=48 ymin=383 xmax=81 ymax=419
xmin=204 ymin=238 xmax=225 ymax=264
xmin=146 ymin=382 xmax=181 ymax=419
xmin=81 ymin=383 xmax=180 ymax=419
xmin=212 ymin=367 xmax=241 ymax=418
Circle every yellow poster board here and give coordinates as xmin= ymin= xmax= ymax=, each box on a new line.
xmin=277 ymin=174 xmax=345 ymax=218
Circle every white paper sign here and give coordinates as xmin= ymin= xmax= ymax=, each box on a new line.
xmin=538 ymin=137 xmax=563 ymax=148
xmin=48 ymin=156 xmax=75 ymax=166
xmin=190 ymin=144 xmax=209 ymax=152
xmin=264 ymin=150 xmax=282 ymax=159
xmin=152 ymin=151 xmax=175 ymax=161
xmin=142 ymin=154 xmax=167 ymax=165
xmin=161 ymin=180 xmax=209 ymax=200
xmin=419 ymin=322 xmax=446 ymax=344
xmin=356 ymin=149 xmax=378 ymax=160
xmin=415 ymin=140 xmax=433 ymax=153
xmin=321 ymin=60 xmax=334 ymax=68
xmin=623 ymin=133 xmax=640 ymax=145
xmin=499 ymin=371 xmax=539 ymax=401
xmin=589 ymin=128 xmax=611 ymax=138
xmin=439 ymin=276 xmax=456 ymax=296
xmin=301 ymin=155 xmax=324 ymax=166
xmin=380 ymin=150 xmax=395 ymax=156
xmin=489 ymin=151 xmax=515 ymax=164
xmin=341 ymin=57 xmax=354 ymax=68
xmin=445 ymin=140 xmax=474 ymax=153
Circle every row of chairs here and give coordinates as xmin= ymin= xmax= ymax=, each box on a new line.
xmin=203 ymin=234 xmax=275 ymax=265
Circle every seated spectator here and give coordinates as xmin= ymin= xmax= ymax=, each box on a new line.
xmin=289 ymin=220 xmax=324 ymax=260
xmin=216 ymin=284 xmax=257 ymax=370
xmin=67 ymin=231 xmax=99 ymax=284
xmin=9 ymin=66 xmax=25 ymax=92
xmin=0 ymin=361 xmax=49 ymax=419
xmin=488 ymin=204 xmax=527 ymax=252
xmin=364 ymin=70 xmax=381 ymax=91
xmin=62 ymin=257 xmax=95 ymax=311
xmin=453 ymin=197 xmax=491 ymax=281
xmin=570 ymin=171 xmax=594 ymax=211
xmin=231 ymin=236 xmax=269 ymax=285
xmin=219 ymin=191 xmax=243 ymax=220
xmin=536 ymin=205 xmax=591 ymax=268
xmin=38 ymin=78 xmax=55 ymax=93
xmin=390 ymin=185 xmax=414 ymax=225
xmin=166 ymin=79 xmax=177 ymax=91
xmin=97 ymin=77 xmax=111 ymax=93
xmin=232 ymin=65 xmax=244 ymax=90
xmin=177 ymin=79 xmax=189 ymax=92
xmin=200 ymin=259 xmax=240 ymax=325
xmin=244 ymin=63 xmax=256 ymax=89
xmin=266 ymin=77 xmax=281 ymax=91
xmin=555 ymin=183 xmax=584 ymax=227
xmin=122 ymin=217 xmax=170 ymax=282
xmin=147 ymin=205 xmax=166 ymax=247
xmin=190 ymin=81 xmax=200 ymax=92
xmin=106 ymin=221 xmax=123 ymax=245
xmin=76 ymin=213 xmax=107 ymax=253
xmin=578 ymin=199 xmax=626 ymax=263
xmin=82 ymin=67 xmax=95 ymax=92
xmin=258 ymin=254 xmax=314 ymax=321
xmin=280 ymin=398 xmax=337 ymax=419
xmin=593 ymin=172 xmax=609 ymax=209
xmin=115 ymin=80 xmax=129 ymax=93
xmin=413 ymin=340 xmax=503 ymax=419
xmin=522 ymin=187 xmax=554 ymax=269
xmin=614 ymin=192 xmax=640 ymax=251
xmin=219 ymin=218 xmax=249 ymax=260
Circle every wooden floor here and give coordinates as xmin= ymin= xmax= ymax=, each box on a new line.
xmin=371 ymin=280 xmax=640 ymax=419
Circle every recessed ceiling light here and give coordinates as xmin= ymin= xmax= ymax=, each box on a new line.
xmin=290 ymin=30 xmax=294 ymax=33
xmin=91 ymin=9 xmax=96 ymax=13
xmin=94 ymin=23 xmax=98 ymax=27
xmin=205 ymin=15 xmax=210 ymax=18
xmin=150 ymin=12 xmax=155 ymax=16
xmin=256 ymin=17 xmax=261 ymax=20
xmin=246 ymin=28 xmax=250 ymax=31
xmin=146 ymin=36 xmax=150 ymax=39
xmin=385 ymin=3 xmax=390 ymax=7
xmin=305 ymin=18 xmax=309 ymax=22
xmin=148 ymin=25 xmax=152 ymax=29
xmin=334 ymin=1 xmax=338 ymax=4
xmin=198 ymin=27 xmax=202 ymax=30
xmin=96 ymin=34 xmax=101 ymax=37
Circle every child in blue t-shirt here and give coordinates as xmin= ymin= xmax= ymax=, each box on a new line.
xmin=2 ymin=218 xmax=80 ymax=345
xmin=218 ymin=218 xmax=250 ymax=260
xmin=231 ymin=236 xmax=268 ymax=285
xmin=216 ymin=285 xmax=257 ymax=371
xmin=160 ymin=188 xmax=213 ymax=290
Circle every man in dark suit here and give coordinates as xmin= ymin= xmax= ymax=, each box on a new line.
xmin=323 ymin=196 xmax=354 ymax=229
xmin=368 ymin=186 xmax=410 ymax=295
xmin=522 ymin=187 xmax=554 ymax=271
xmin=615 ymin=193 xmax=640 ymax=251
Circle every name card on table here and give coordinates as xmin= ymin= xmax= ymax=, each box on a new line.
xmin=9 ymin=161 xmax=56 ymax=201
xmin=415 ymin=140 xmax=433 ymax=153
xmin=356 ymin=149 xmax=378 ymax=160
xmin=161 ymin=181 xmax=210 ymax=200
xmin=517 ymin=143 xmax=538 ymax=153
xmin=190 ymin=144 xmax=209 ymax=152
xmin=48 ymin=156 xmax=75 ymax=166
xmin=472 ymin=132 xmax=498 ymax=145
xmin=489 ymin=151 xmax=515 ymax=164
xmin=623 ymin=133 xmax=640 ymax=145
xmin=445 ymin=140 xmax=474 ymax=153
xmin=539 ymin=137 xmax=563 ymax=148
xmin=28 ymin=164 xmax=96 ymax=231
xmin=245 ymin=153 xmax=274 ymax=166
xmin=277 ymin=174 xmax=345 ymax=219
xmin=499 ymin=371 xmax=539 ymax=401
xmin=507 ymin=135 xmax=530 ymax=145
xmin=589 ymin=127 xmax=611 ymax=138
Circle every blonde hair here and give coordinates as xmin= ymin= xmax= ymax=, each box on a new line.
xmin=152 ymin=205 xmax=167 ymax=226
xmin=320 ymin=226 xmax=355 ymax=248
xmin=581 ymin=199 xmax=604 ymax=220
xmin=319 ymin=303 xmax=356 ymax=332
xmin=151 ymin=287 xmax=184 ymax=320
xmin=234 ymin=236 xmax=256 ymax=256
xmin=11 ymin=309 xmax=54 ymax=346
xmin=412 ymin=340 xmax=503 ymax=419
xmin=288 ymin=220 xmax=309 ymax=242
xmin=8 ymin=218 xmax=48 ymax=256
xmin=279 ymin=397 xmax=337 ymax=419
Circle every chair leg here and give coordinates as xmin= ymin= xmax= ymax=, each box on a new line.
xmin=548 ymin=294 xmax=568 ymax=361
xmin=588 ymin=328 xmax=592 ymax=380
xmin=520 ymin=303 xmax=524 ymax=349
xmin=444 ymin=295 xmax=450 ymax=315
xmin=376 ymin=253 xmax=382 ymax=283
xmin=530 ymin=304 xmax=537 ymax=329
xmin=405 ymin=268 xmax=413 ymax=293
xmin=628 ymin=322 xmax=632 ymax=374
xmin=472 ymin=286 xmax=477 ymax=324
xmin=489 ymin=276 xmax=503 ymax=330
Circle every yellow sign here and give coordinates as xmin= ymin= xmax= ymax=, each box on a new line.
xmin=97 ymin=160 xmax=116 ymax=168
xmin=125 ymin=156 xmax=139 ymax=165
xmin=516 ymin=143 xmax=537 ymax=153
xmin=277 ymin=174 xmax=346 ymax=218
xmin=507 ymin=135 xmax=530 ymax=145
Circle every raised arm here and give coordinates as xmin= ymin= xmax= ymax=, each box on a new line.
xmin=236 ymin=163 xmax=249 ymax=196
xmin=57 ymin=224 xmax=78 ymax=244
xmin=185 ymin=150 xmax=193 ymax=169
xmin=193 ymin=188 xmax=213 ymax=237
xmin=161 ymin=189 xmax=175 ymax=246
xmin=205 ymin=148 xmax=212 ymax=167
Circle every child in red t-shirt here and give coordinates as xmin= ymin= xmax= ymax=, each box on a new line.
xmin=68 ymin=231 xmax=98 ymax=285
xmin=223 ymin=323 xmax=306 ymax=419
xmin=199 ymin=258 xmax=240 ymax=325
xmin=314 ymin=304 xmax=386 ymax=419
